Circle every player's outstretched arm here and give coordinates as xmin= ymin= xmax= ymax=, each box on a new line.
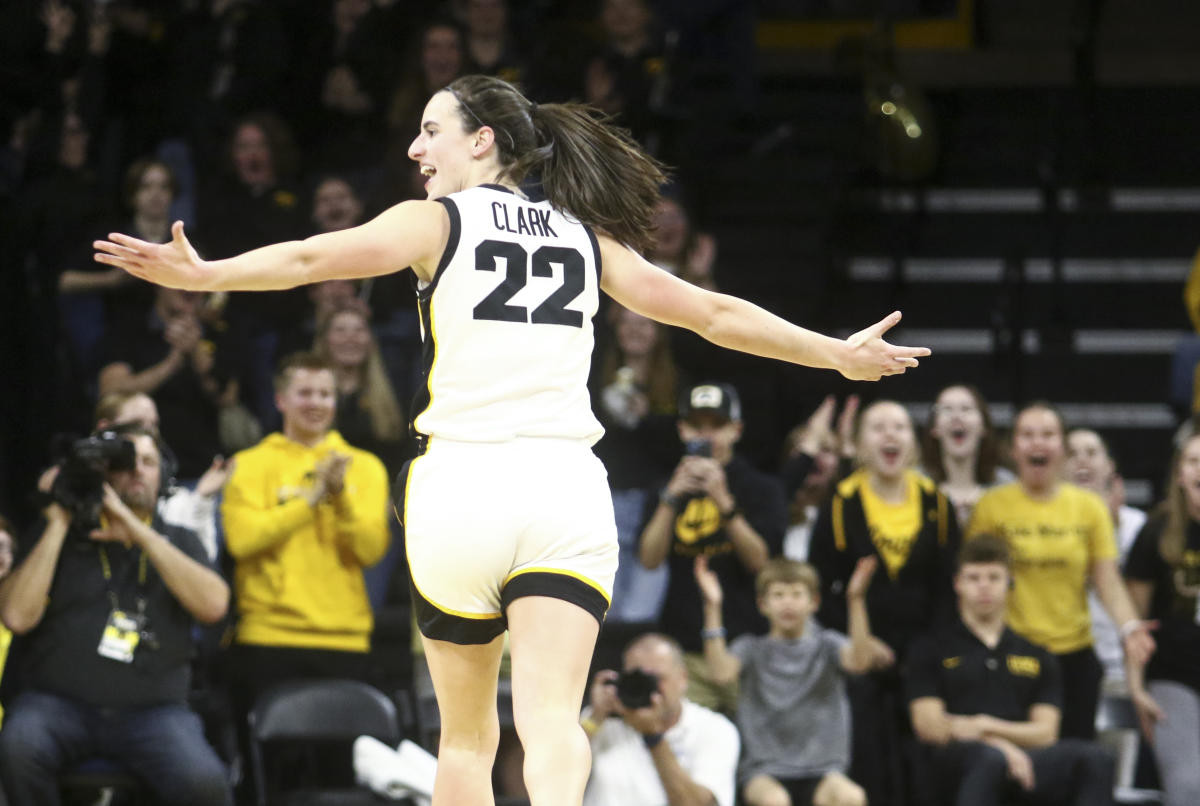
xmin=93 ymin=200 xmax=449 ymax=292
xmin=598 ymin=236 xmax=930 ymax=381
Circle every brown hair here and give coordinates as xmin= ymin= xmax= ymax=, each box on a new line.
xmin=921 ymin=384 xmax=1000 ymax=485
xmin=274 ymin=352 xmax=335 ymax=393
xmin=122 ymin=157 xmax=178 ymax=211
xmin=597 ymin=309 xmax=678 ymax=415
xmin=755 ymin=558 xmax=821 ymax=598
xmin=1158 ymin=428 xmax=1200 ymax=567
xmin=444 ymin=75 xmax=667 ymax=255
xmin=313 ymin=305 xmax=406 ymax=441
xmin=230 ymin=112 xmax=299 ymax=180
xmin=957 ymin=533 xmax=1013 ymax=571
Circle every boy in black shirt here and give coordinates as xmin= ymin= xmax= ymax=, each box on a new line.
xmin=905 ymin=535 xmax=1114 ymax=806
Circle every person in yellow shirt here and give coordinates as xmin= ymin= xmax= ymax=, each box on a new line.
xmin=221 ymin=351 xmax=390 ymax=788
xmin=967 ymin=402 xmax=1154 ymax=740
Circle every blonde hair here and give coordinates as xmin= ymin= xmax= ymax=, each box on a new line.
xmin=756 ymin=558 xmax=821 ymax=599
xmin=313 ymin=306 xmax=406 ymax=442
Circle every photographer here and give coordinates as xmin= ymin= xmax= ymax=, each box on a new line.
xmin=638 ymin=382 xmax=787 ymax=714
xmin=582 ymin=632 xmax=739 ymax=806
xmin=0 ymin=428 xmax=232 ymax=806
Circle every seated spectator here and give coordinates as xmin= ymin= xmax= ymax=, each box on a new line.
xmin=581 ymin=632 xmax=739 ymax=806
xmin=312 ymin=302 xmax=408 ymax=474
xmin=93 ymin=390 xmax=231 ymax=561
xmin=906 ymin=535 xmax=1115 ymax=806
xmin=647 ymin=189 xmax=717 ymax=290
xmin=920 ymin=384 xmax=1012 ymax=529
xmin=195 ymin=112 xmax=308 ymax=424
xmin=584 ymin=0 xmax=679 ymax=157
xmin=97 ymin=285 xmax=242 ymax=481
xmin=808 ymin=399 xmax=960 ymax=805
xmin=592 ymin=306 xmax=680 ymax=623
xmin=1123 ymin=428 xmax=1200 ymax=806
xmin=58 ymin=156 xmax=176 ymax=369
xmin=638 ymin=382 xmax=787 ymax=714
xmin=294 ymin=0 xmax=393 ymax=176
xmin=780 ymin=394 xmax=858 ymax=561
xmin=0 ymin=428 xmax=231 ymax=806
xmin=220 ymin=351 xmax=389 ymax=732
xmin=696 ymin=553 xmax=876 ymax=806
xmin=458 ymin=0 xmax=526 ymax=85
xmin=1065 ymin=427 xmax=1147 ymax=690
xmin=382 ymin=18 xmax=466 ymax=213
xmin=967 ymin=402 xmax=1154 ymax=739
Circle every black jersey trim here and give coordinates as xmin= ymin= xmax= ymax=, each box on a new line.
xmin=585 ymin=225 xmax=602 ymax=287
xmin=480 ymin=183 xmax=515 ymax=195
xmin=408 ymin=200 xmax=458 ymax=433
xmin=421 ymin=196 xmax=461 ymax=298
xmin=501 ymin=571 xmax=609 ymax=626
xmin=410 ymin=580 xmax=507 ymax=645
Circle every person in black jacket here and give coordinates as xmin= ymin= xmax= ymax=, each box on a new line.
xmin=638 ymin=382 xmax=787 ymax=715
xmin=809 ymin=399 xmax=960 ymax=806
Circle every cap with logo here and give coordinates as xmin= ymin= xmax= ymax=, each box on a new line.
xmin=680 ymin=383 xmax=742 ymax=423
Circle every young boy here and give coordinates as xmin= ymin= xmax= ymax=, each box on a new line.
xmin=695 ymin=553 xmax=880 ymax=806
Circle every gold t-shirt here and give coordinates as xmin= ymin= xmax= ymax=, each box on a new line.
xmin=967 ymin=482 xmax=1117 ymax=653
xmin=859 ymin=471 xmax=923 ymax=579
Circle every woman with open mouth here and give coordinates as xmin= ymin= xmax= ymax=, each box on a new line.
xmin=920 ymin=383 xmax=1012 ymax=529
xmin=968 ymin=402 xmax=1155 ymax=742
xmin=809 ymin=399 xmax=960 ymax=805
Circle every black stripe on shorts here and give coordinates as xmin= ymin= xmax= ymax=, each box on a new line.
xmin=410 ymin=580 xmax=507 ymax=646
xmin=501 ymin=572 xmax=609 ymax=627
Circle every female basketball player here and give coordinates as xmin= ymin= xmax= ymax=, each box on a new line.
xmin=95 ymin=75 xmax=930 ymax=806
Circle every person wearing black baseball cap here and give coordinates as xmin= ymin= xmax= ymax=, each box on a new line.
xmin=637 ymin=381 xmax=788 ymax=715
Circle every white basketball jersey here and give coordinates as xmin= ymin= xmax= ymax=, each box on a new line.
xmin=411 ymin=184 xmax=605 ymax=444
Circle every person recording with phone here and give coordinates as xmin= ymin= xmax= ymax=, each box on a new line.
xmin=0 ymin=427 xmax=232 ymax=806
xmin=639 ymin=382 xmax=788 ymax=715
xmin=581 ymin=632 xmax=739 ymax=806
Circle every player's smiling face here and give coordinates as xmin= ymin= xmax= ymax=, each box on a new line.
xmin=409 ymin=91 xmax=481 ymax=200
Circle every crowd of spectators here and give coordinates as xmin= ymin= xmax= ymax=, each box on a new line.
xmin=0 ymin=2 xmax=1196 ymax=806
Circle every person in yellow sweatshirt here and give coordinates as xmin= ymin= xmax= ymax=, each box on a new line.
xmin=221 ymin=351 xmax=390 ymax=738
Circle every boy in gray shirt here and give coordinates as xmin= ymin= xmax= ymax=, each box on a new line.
xmin=695 ymin=554 xmax=883 ymax=806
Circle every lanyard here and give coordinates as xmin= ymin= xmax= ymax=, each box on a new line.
xmin=97 ymin=546 xmax=149 ymax=618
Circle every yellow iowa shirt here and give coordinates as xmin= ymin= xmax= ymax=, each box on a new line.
xmin=858 ymin=470 xmax=924 ymax=579
xmin=222 ymin=431 xmax=390 ymax=652
xmin=967 ymin=481 xmax=1117 ymax=653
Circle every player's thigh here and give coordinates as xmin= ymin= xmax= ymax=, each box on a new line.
xmin=506 ymin=596 xmax=600 ymax=728
xmin=422 ymin=631 xmax=505 ymax=740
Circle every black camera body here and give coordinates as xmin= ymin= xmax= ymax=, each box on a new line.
xmin=50 ymin=432 xmax=136 ymax=535
xmin=683 ymin=438 xmax=712 ymax=458
xmin=610 ymin=668 xmax=660 ymax=710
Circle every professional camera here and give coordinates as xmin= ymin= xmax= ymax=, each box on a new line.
xmin=49 ymin=431 xmax=136 ymax=534
xmin=609 ymin=669 xmax=660 ymax=710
